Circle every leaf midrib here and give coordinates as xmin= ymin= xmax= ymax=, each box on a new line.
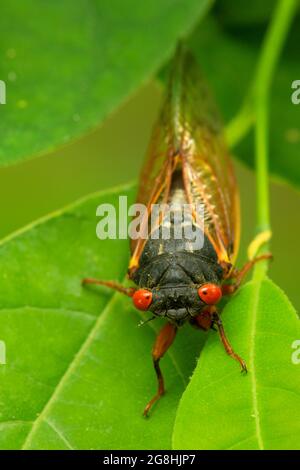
xmin=20 ymin=290 xmax=119 ymax=449
xmin=249 ymin=280 xmax=264 ymax=450
xmin=20 ymin=293 xmax=189 ymax=449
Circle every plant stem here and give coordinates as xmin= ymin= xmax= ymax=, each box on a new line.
xmin=253 ymin=97 xmax=270 ymax=281
xmin=226 ymin=100 xmax=254 ymax=149
xmin=255 ymin=97 xmax=269 ymax=234
xmin=253 ymin=0 xmax=298 ymax=101
xmin=225 ymin=0 xmax=298 ymax=152
xmin=252 ymin=0 xmax=298 ymax=280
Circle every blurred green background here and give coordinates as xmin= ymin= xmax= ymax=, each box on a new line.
xmin=0 ymin=79 xmax=299 ymax=312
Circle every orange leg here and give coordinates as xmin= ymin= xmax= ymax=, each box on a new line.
xmin=212 ymin=310 xmax=247 ymax=373
xmin=82 ymin=278 xmax=136 ymax=297
xmin=143 ymin=322 xmax=177 ymax=417
xmin=222 ymin=253 xmax=272 ymax=295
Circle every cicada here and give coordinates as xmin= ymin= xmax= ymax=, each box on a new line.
xmin=83 ymin=44 xmax=269 ymax=416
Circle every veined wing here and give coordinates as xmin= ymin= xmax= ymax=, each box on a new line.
xmin=129 ymin=44 xmax=239 ymax=273
xmin=170 ymin=44 xmax=239 ymax=264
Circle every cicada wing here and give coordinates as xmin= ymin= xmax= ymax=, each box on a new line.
xmin=129 ymin=44 xmax=240 ymax=273
xmin=129 ymin=97 xmax=175 ymax=271
xmin=134 ymin=120 xmax=171 ymax=209
xmin=177 ymin=47 xmax=240 ymax=264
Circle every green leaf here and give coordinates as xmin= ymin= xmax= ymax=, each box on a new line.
xmin=0 ymin=0 xmax=211 ymax=167
xmin=215 ymin=0 xmax=277 ymax=26
xmin=0 ymin=184 xmax=205 ymax=450
xmin=173 ymin=278 xmax=300 ymax=450
xmin=187 ymin=16 xmax=300 ymax=190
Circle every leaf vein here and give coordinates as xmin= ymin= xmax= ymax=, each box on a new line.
xmin=20 ymin=290 xmax=119 ymax=449
xmin=44 ymin=418 xmax=74 ymax=450
xmin=249 ymin=282 xmax=264 ymax=450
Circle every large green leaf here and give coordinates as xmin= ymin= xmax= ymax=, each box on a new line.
xmin=0 ymin=184 xmax=205 ymax=450
xmin=215 ymin=0 xmax=277 ymax=26
xmin=173 ymin=278 xmax=300 ymax=450
xmin=0 ymin=0 xmax=211 ymax=167
xmin=187 ymin=16 xmax=300 ymax=190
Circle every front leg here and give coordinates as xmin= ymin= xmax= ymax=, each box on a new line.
xmin=192 ymin=307 xmax=247 ymax=372
xmin=143 ymin=322 xmax=177 ymax=417
xmin=212 ymin=310 xmax=247 ymax=373
xmin=222 ymin=253 xmax=272 ymax=295
xmin=82 ymin=277 xmax=136 ymax=297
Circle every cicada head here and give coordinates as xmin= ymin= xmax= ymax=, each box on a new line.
xmin=131 ymin=242 xmax=224 ymax=326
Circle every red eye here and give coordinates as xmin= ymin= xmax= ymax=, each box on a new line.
xmin=198 ymin=283 xmax=222 ymax=305
xmin=132 ymin=289 xmax=153 ymax=311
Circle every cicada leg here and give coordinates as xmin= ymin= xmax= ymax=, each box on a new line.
xmin=143 ymin=322 xmax=177 ymax=417
xmin=222 ymin=253 xmax=273 ymax=295
xmin=82 ymin=278 xmax=136 ymax=297
xmin=212 ymin=310 xmax=247 ymax=373
xmin=191 ymin=307 xmax=246 ymax=372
